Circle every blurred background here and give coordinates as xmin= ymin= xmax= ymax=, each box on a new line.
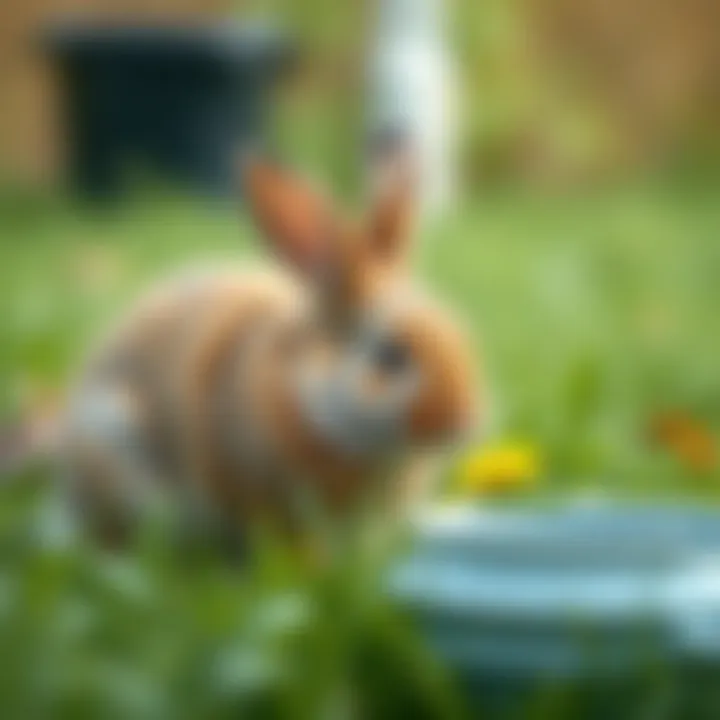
xmin=1 ymin=0 xmax=719 ymax=717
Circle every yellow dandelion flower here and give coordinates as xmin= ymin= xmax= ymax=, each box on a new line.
xmin=457 ymin=441 xmax=542 ymax=496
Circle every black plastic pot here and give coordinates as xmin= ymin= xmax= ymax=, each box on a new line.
xmin=47 ymin=21 xmax=294 ymax=199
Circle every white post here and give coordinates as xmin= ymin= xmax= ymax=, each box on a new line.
xmin=367 ymin=0 xmax=457 ymax=221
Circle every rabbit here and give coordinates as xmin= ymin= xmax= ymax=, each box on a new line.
xmin=62 ymin=157 xmax=479 ymax=546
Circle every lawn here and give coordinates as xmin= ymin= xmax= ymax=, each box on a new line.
xmin=2 ymin=181 xmax=719 ymax=494
xmin=0 ymin=180 xmax=719 ymax=717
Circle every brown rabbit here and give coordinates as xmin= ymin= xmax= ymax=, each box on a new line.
xmin=62 ymin=158 xmax=480 ymax=545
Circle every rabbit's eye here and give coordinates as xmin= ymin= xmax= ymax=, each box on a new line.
xmin=374 ymin=339 xmax=411 ymax=374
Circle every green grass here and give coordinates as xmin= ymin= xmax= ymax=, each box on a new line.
xmin=2 ymin=183 xmax=719 ymax=494
xmin=0 ymin=181 xmax=719 ymax=717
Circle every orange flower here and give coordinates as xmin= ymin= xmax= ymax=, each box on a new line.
xmin=649 ymin=411 xmax=718 ymax=475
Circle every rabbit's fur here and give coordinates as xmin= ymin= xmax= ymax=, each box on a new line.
xmin=63 ymin=159 xmax=479 ymax=543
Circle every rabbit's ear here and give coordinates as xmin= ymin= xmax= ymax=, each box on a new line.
xmin=367 ymin=136 xmax=417 ymax=263
xmin=243 ymin=159 xmax=342 ymax=278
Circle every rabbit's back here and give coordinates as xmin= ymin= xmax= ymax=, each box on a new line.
xmin=80 ymin=267 xmax=303 ymax=413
